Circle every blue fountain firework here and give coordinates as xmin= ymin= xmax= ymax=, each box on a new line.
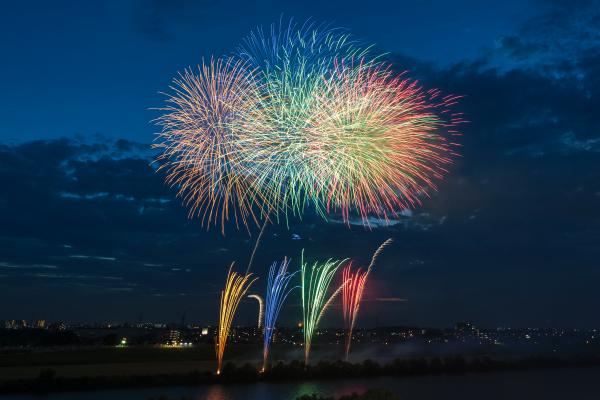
xmin=262 ymin=258 xmax=298 ymax=371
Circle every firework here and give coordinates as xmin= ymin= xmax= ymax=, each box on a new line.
xmin=215 ymin=265 xmax=257 ymax=374
xmin=153 ymin=58 xmax=266 ymax=233
xmin=342 ymin=238 xmax=393 ymax=359
xmin=262 ymin=258 xmax=298 ymax=372
xmin=366 ymin=238 xmax=394 ymax=274
xmin=341 ymin=263 xmax=368 ymax=359
xmin=155 ymin=22 xmax=462 ymax=232
xmin=301 ymin=251 xmax=346 ymax=365
xmin=247 ymin=294 xmax=264 ymax=329
xmin=342 ymin=239 xmax=393 ymax=359
xmin=245 ymin=220 xmax=268 ymax=274
xmin=234 ymin=21 xmax=375 ymax=221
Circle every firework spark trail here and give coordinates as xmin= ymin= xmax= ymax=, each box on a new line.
xmin=215 ymin=264 xmax=257 ymax=374
xmin=246 ymin=220 xmax=268 ymax=275
xmin=155 ymin=22 xmax=463 ymax=232
xmin=342 ymin=238 xmax=394 ymax=359
xmin=262 ymin=258 xmax=298 ymax=372
xmin=247 ymin=294 xmax=264 ymax=329
xmin=367 ymin=238 xmax=394 ymax=273
xmin=301 ymin=251 xmax=347 ymax=365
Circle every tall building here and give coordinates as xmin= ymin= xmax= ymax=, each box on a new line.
xmin=36 ymin=320 xmax=46 ymax=329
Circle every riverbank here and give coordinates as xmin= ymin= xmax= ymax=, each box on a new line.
xmin=2 ymin=355 xmax=600 ymax=395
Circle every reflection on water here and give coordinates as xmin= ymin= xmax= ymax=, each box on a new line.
xmin=4 ymin=368 xmax=600 ymax=400
xmin=291 ymin=382 xmax=330 ymax=399
xmin=202 ymin=385 xmax=232 ymax=400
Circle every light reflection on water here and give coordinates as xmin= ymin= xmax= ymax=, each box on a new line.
xmin=291 ymin=383 xmax=323 ymax=398
xmin=202 ymin=385 xmax=233 ymax=400
xmin=4 ymin=368 xmax=600 ymax=400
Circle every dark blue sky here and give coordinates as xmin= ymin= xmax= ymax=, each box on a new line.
xmin=1 ymin=0 xmax=599 ymax=328
xmin=0 ymin=0 xmax=537 ymax=142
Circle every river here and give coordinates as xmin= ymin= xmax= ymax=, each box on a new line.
xmin=4 ymin=367 xmax=599 ymax=399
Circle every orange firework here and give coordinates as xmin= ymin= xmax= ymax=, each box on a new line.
xmin=153 ymin=58 xmax=267 ymax=234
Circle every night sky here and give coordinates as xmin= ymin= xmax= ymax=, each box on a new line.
xmin=1 ymin=0 xmax=599 ymax=329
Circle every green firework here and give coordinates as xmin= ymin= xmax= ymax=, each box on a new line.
xmin=301 ymin=250 xmax=346 ymax=365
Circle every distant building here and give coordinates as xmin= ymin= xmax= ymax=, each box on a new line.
xmin=50 ymin=322 xmax=67 ymax=331
xmin=4 ymin=320 xmax=17 ymax=329
xmin=36 ymin=320 xmax=46 ymax=329
xmin=167 ymin=329 xmax=181 ymax=345
xmin=456 ymin=321 xmax=475 ymax=332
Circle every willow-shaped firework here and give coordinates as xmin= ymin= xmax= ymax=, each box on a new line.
xmin=155 ymin=22 xmax=463 ymax=232
xmin=341 ymin=238 xmax=393 ymax=359
xmin=262 ymin=258 xmax=297 ymax=372
xmin=301 ymin=251 xmax=346 ymax=365
xmin=215 ymin=265 xmax=257 ymax=374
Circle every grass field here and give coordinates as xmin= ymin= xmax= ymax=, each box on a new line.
xmin=0 ymin=344 xmax=263 ymax=382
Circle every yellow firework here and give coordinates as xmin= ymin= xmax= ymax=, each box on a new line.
xmin=215 ymin=264 xmax=257 ymax=374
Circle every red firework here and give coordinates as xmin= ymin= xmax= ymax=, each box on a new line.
xmin=342 ymin=238 xmax=394 ymax=359
xmin=342 ymin=262 xmax=369 ymax=359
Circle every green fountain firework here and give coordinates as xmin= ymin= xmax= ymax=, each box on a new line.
xmin=300 ymin=250 xmax=347 ymax=365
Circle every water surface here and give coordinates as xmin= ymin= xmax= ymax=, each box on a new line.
xmin=4 ymin=367 xmax=599 ymax=400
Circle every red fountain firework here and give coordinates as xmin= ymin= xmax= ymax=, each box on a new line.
xmin=341 ymin=263 xmax=369 ymax=359
xmin=342 ymin=239 xmax=394 ymax=359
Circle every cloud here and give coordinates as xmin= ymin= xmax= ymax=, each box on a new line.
xmin=330 ymin=217 xmax=403 ymax=229
xmin=68 ymin=255 xmax=117 ymax=261
xmin=369 ymin=298 xmax=408 ymax=303
xmin=494 ymin=0 xmax=600 ymax=74
xmin=32 ymin=273 xmax=123 ymax=281
xmin=0 ymin=262 xmax=58 ymax=269
xmin=329 ymin=212 xmax=446 ymax=232
xmin=560 ymin=132 xmax=600 ymax=152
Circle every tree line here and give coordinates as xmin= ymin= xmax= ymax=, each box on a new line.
xmin=2 ymin=355 xmax=600 ymax=394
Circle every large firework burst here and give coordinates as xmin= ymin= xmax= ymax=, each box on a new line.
xmin=153 ymin=58 xmax=266 ymax=232
xmin=154 ymin=22 xmax=462 ymax=232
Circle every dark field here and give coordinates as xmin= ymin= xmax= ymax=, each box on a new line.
xmin=0 ymin=343 xmax=341 ymax=382
xmin=0 ymin=345 xmax=239 ymax=382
